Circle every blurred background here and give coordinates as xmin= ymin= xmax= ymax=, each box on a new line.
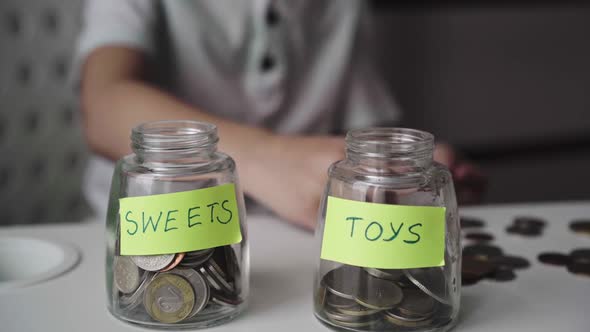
xmin=0 ymin=1 xmax=589 ymax=225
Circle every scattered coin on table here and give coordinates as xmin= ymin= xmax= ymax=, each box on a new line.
xmin=464 ymin=232 xmax=495 ymax=243
xmin=462 ymin=245 xmax=529 ymax=286
xmin=537 ymin=249 xmax=590 ymax=278
xmin=506 ymin=216 xmax=546 ymax=237
xmin=460 ymin=216 xmax=486 ymax=229
xmin=569 ymin=220 xmax=590 ymax=236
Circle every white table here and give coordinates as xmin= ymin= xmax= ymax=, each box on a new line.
xmin=1 ymin=201 xmax=589 ymax=332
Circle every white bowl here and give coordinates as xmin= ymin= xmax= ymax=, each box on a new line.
xmin=0 ymin=237 xmax=80 ymax=291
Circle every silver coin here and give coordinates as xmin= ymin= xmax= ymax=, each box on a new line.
xmin=324 ymin=305 xmax=381 ymax=325
xmin=364 ymin=268 xmax=404 ymax=281
xmin=114 ymin=256 xmax=141 ymax=294
xmin=131 ymin=254 xmax=175 ymax=271
xmin=397 ymin=288 xmax=436 ymax=318
xmin=354 ymin=273 xmax=403 ymax=310
xmin=403 ymin=267 xmax=450 ymax=305
xmin=186 ymin=248 xmax=215 ymax=258
xmin=321 ymin=265 xmax=362 ymax=300
xmin=180 ymin=250 xmax=214 ymax=268
xmin=169 ymin=268 xmax=210 ymax=318
xmin=119 ymin=272 xmax=155 ymax=309
xmin=206 ymin=260 xmax=233 ymax=293
xmin=325 ymin=292 xmax=358 ymax=309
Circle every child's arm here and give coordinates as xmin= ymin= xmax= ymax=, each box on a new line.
xmin=81 ymin=46 xmax=344 ymax=229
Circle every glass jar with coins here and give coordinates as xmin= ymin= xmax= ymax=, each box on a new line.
xmin=105 ymin=120 xmax=248 ymax=328
xmin=313 ymin=128 xmax=460 ymax=332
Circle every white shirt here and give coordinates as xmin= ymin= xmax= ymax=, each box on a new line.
xmin=77 ymin=0 xmax=399 ymax=218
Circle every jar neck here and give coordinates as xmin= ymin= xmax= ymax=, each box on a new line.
xmin=131 ymin=120 xmax=218 ymax=164
xmin=345 ymin=128 xmax=434 ymax=169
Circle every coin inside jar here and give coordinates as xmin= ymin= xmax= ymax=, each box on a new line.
xmin=169 ymin=268 xmax=210 ymax=318
xmin=132 ymin=254 xmax=175 ymax=271
xmin=160 ymin=253 xmax=186 ymax=272
xmin=354 ymin=273 xmax=403 ymax=310
xmin=321 ymin=265 xmax=363 ymax=300
xmin=114 ymin=256 xmax=141 ymax=294
xmin=403 ymin=267 xmax=449 ymax=305
xmin=396 ymin=288 xmax=436 ymax=318
xmin=144 ymin=273 xmax=195 ymax=323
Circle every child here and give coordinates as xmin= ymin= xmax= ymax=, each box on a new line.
xmin=78 ymin=0 xmax=483 ymax=229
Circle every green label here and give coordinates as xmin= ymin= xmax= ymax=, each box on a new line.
xmin=320 ymin=196 xmax=445 ymax=269
xmin=119 ymin=183 xmax=242 ymax=255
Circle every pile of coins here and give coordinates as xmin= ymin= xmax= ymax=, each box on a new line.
xmin=316 ymin=265 xmax=453 ymax=330
xmin=113 ymin=246 xmax=242 ymax=323
xmin=506 ymin=216 xmax=546 ymax=237
xmin=538 ymin=248 xmax=590 ymax=277
xmin=570 ymin=220 xmax=590 ymax=237
xmin=462 ymin=244 xmax=530 ymax=285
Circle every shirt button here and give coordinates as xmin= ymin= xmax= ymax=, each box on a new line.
xmin=260 ymin=54 xmax=276 ymax=72
xmin=265 ymin=5 xmax=280 ymax=26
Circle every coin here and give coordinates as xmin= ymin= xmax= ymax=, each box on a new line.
xmin=460 ymin=216 xmax=485 ymax=229
xmin=160 ymin=253 xmax=186 ymax=272
xmin=355 ymin=273 xmax=403 ymax=310
xmin=490 ymin=255 xmax=530 ymax=270
xmin=325 ymin=292 xmax=358 ymax=309
xmin=324 ymin=305 xmax=381 ymax=324
xmin=144 ymin=273 xmax=195 ymax=323
xmin=464 ymin=232 xmax=494 ymax=242
xmin=570 ymin=220 xmax=590 ymax=235
xmin=384 ymin=309 xmax=433 ymax=327
xmin=570 ymin=249 xmax=590 ymax=264
xmin=462 ymin=255 xmax=495 ymax=285
xmin=567 ymin=262 xmax=590 ymax=277
xmin=180 ymin=250 xmax=214 ymax=268
xmin=488 ymin=268 xmax=516 ymax=282
xmin=321 ymin=265 xmax=363 ymax=300
xmin=202 ymin=259 xmax=234 ymax=294
xmin=335 ymin=304 xmax=381 ymax=317
xmin=513 ymin=216 xmax=546 ymax=228
xmin=396 ymin=288 xmax=435 ymax=318
xmin=363 ymin=268 xmax=404 ymax=281
xmin=463 ymin=244 xmax=503 ymax=260
xmin=538 ymin=252 xmax=570 ymax=266
xmin=119 ymin=272 xmax=155 ymax=309
xmin=114 ymin=256 xmax=141 ymax=294
xmin=169 ymin=268 xmax=210 ymax=318
xmin=132 ymin=254 xmax=175 ymax=271
xmin=404 ymin=267 xmax=450 ymax=305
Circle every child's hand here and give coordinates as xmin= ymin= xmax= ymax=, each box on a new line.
xmin=247 ymin=135 xmax=345 ymax=230
xmin=434 ymin=143 xmax=487 ymax=205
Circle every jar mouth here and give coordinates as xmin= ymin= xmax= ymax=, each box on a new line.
xmin=132 ymin=120 xmax=218 ymax=151
xmin=346 ymin=128 xmax=434 ymax=158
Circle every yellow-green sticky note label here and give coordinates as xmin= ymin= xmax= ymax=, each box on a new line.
xmin=321 ymin=196 xmax=445 ymax=269
xmin=119 ymin=183 xmax=242 ymax=256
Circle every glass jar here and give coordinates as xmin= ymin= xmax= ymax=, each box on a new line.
xmin=313 ymin=128 xmax=460 ymax=332
xmin=105 ymin=120 xmax=249 ymax=329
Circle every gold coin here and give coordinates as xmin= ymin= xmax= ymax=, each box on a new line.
xmin=144 ymin=273 xmax=195 ymax=323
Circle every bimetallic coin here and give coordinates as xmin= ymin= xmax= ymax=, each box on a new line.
xmin=132 ymin=254 xmax=175 ymax=271
xmin=538 ymin=252 xmax=570 ymax=266
xmin=321 ymin=265 xmax=362 ymax=300
xmin=354 ymin=273 xmax=403 ymax=310
xmin=160 ymin=253 xmax=186 ymax=272
xmin=169 ymin=268 xmax=210 ymax=318
xmin=404 ymin=267 xmax=450 ymax=305
xmin=114 ymin=256 xmax=141 ymax=294
xmin=143 ymin=273 xmax=195 ymax=323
